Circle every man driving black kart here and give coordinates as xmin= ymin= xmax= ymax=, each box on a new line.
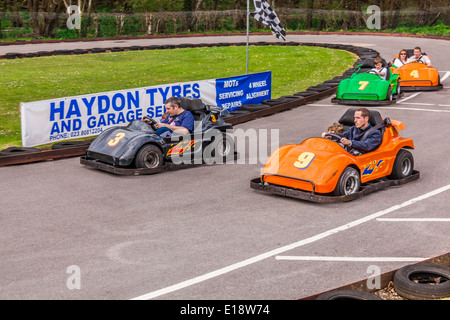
xmin=142 ymin=96 xmax=195 ymax=137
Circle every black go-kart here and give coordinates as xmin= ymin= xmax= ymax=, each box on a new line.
xmin=80 ymin=97 xmax=236 ymax=175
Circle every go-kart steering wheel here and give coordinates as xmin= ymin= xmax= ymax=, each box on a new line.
xmin=142 ymin=117 xmax=158 ymax=130
xmin=324 ymin=132 xmax=342 ymax=142
xmin=325 ymin=133 xmax=353 ymax=153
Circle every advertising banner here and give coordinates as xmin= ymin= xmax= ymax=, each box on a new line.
xmin=20 ymin=71 xmax=271 ymax=147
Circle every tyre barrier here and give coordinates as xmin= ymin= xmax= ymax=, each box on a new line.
xmin=5 ymin=52 xmax=23 ymax=59
xmin=91 ymin=47 xmax=107 ymax=53
xmin=0 ymin=147 xmax=41 ymax=156
xmin=315 ymin=289 xmax=383 ymax=300
xmin=0 ymin=39 xmax=382 ymax=166
xmin=51 ymin=140 xmax=92 ymax=149
xmin=73 ymin=49 xmax=89 ymax=55
xmin=393 ymin=263 xmax=450 ymax=300
xmin=239 ymin=103 xmax=272 ymax=111
xmin=300 ymin=254 xmax=450 ymax=300
xmin=54 ymin=49 xmax=73 ymax=56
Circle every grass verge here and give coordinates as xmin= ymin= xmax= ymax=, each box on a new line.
xmin=0 ymin=45 xmax=357 ymax=149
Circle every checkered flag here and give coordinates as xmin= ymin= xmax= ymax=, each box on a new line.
xmin=250 ymin=0 xmax=286 ymax=41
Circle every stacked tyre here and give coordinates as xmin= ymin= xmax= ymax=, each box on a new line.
xmin=393 ymin=263 xmax=450 ymax=300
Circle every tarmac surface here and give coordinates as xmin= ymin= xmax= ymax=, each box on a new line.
xmin=0 ymin=33 xmax=449 ymax=300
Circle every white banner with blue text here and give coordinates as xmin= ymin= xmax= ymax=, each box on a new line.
xmin=20 ymin=71 xmax=271 ymax=147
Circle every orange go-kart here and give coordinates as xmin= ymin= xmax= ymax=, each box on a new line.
xmin=250 ymin=108 xmax=420 ymax=203
xmin=391 ymin=50 xmax=442 ymax=91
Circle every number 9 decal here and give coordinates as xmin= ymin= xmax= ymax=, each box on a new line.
xmin=294 ymin=152 xmax=315 ymax=169
xmin=108 ymin=132 xmax=126 ymax=147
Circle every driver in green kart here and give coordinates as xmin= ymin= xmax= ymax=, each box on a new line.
xmin=371 ymin=57 xmax=387 ymax=80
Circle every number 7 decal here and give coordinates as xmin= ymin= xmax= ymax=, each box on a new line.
xmin=358 ymin=81 xmax=370 ymax=90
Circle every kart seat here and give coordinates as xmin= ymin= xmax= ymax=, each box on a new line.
xmin=338 ymin=108 xmax=384 ymax=132
xmin=180 ymin=97 xmax=207 ymax=122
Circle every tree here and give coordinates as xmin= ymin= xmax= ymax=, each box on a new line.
xmin=26 ymin=0 xmax=66 ymax=38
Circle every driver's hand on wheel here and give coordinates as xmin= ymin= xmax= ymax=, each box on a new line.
xmin=340 ymin=137 xmax=351 ymax=146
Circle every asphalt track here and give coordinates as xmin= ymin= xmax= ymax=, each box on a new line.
xmin=0 ymin=34 xmax=449 ymax=301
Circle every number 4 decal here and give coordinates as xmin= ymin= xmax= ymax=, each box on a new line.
xmin=410 ymin=70 xmax=419 ymax=79
xmin=358 ymin=81 xmax=370 ymax=90
xmin=294 ymin=152 xmax=315 ymax=169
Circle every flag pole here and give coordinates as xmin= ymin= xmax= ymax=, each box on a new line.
xmin=246 ymin=0 xmax=249 ymax=75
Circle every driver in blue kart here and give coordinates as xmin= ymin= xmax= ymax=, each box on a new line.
xmin=322 ymin=108 xmax=382 ymax=155
xmin=143 ymin=96 xmax=194 ymax=137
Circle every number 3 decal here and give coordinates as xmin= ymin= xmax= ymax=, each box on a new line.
xmin=294 ymin=152 xmax=315 ymax=169
xmin=108 ymin=132 xmax=126 ymax=147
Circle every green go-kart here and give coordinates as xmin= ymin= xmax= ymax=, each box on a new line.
xmin=332 ymin=61 xmax=402 ymax=106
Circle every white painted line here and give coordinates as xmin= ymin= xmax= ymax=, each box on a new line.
xmin=275 ymin=256 xmax=426 ymax=262
xmin=398 ymin=92 xmax=422 ymax=104
xmin=438 ymin=104 xmax=450 ymax=107
xmin=440 ymin=71 xmax=450 ymax=82
xmin=383 ymin=106 xmax=450 ymax=113
xmin=130 ymin=183 xmax=450 ymax=300
xmin=377 ymin=218 xmax=450 ymax=222
xmin=406 ymin=102 xmax=435 ymax=106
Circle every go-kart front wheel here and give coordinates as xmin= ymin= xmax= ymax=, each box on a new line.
xmin=134 ymin=144 xmax=163 ymax=169
xmin=333 ymin=166 xmax=361 ymax=196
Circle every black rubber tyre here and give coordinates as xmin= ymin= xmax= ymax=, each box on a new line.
xmin=389 ymin=149 xmax=414 ymax=179
xmin=223 ymin=109 xmax=251 ymax=119
xmin=51 ymin=140 xmax=91 ymax=149
xmin=0 ymin=147 xmax=41 ymax=156
xmin=239 ymin=104 xmax=270 ymax=111
xmin=393 ymin=264 xmax=450 ymax=300
xmin=386 ymin=87 xmax=393 ymax=101
xmin=316 ymin=290 xmax=382 ymax=300
xmin=293 ymin=91 xmax=316 ymax=97
xmin=333 ymin=166 xmax=361 ymax=196
xmin=134 ymin=144 xmax=163 ymax=169
xmin=396 ymin=79 xmax=402 ymax=95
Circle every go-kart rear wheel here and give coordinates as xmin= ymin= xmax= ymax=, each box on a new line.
xmin=396 ymin=80 xmax=402 ymax=95
xmin=386 ymin=87 xmax=393 ymax=101
xmin=216 ymin=133 xmax=234 ymax=157
xmin=333 ymin=166 xmax=361 ymax=196
xmin=389 ymin=149 xmax=414 ymax=179
xmin=211 ymin=133 xmax=234 ymax=158
xmin=134 ymin=144 xmax=163 ymax=169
